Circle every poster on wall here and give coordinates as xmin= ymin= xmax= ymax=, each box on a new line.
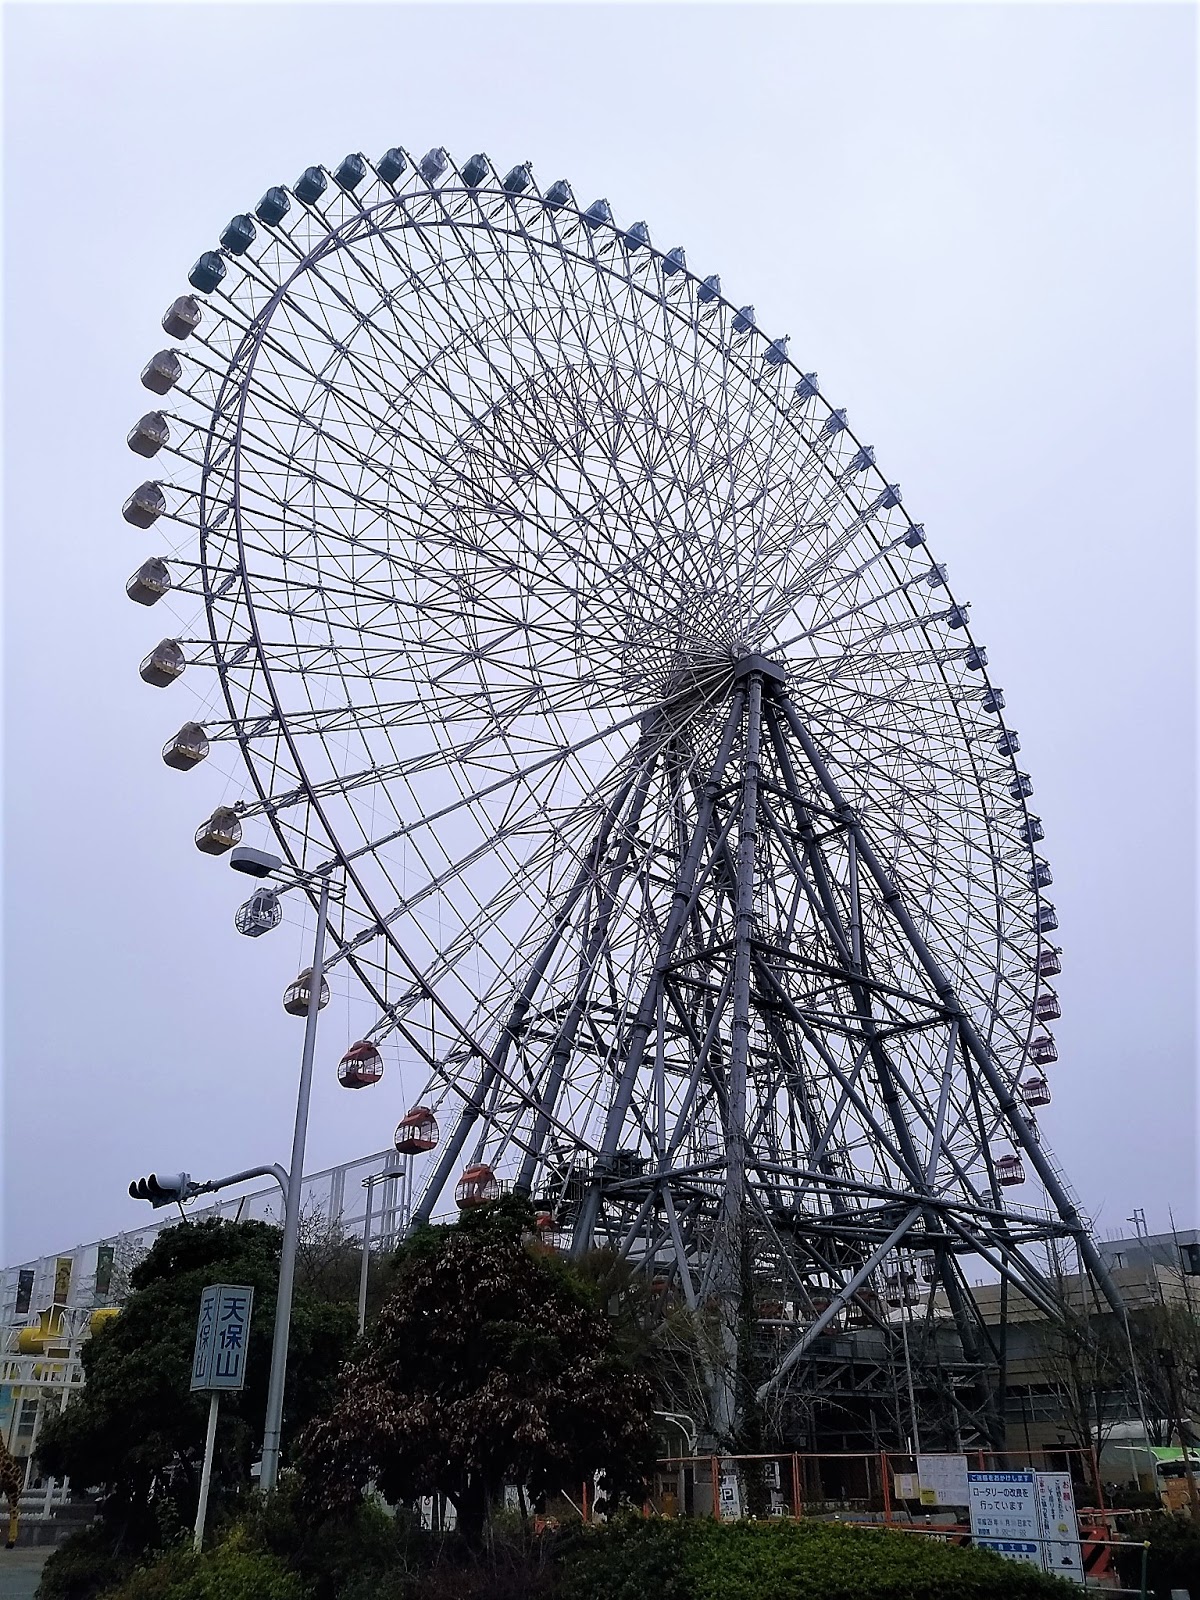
xmin=94 ymin=1245 xmax=115 ymax=1303
xmin=53 ymin=1256 xmax=73 ymax=1305
xmin=967 ymin=1471 xmax=1043 ymax=1567
xmin=1035 ymin=1472 xmax=1084 ymax=1584
xmin=917 ymin=1454 xmax=970 ymax=1507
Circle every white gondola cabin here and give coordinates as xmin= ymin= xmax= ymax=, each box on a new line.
xmin=235 ymin=886 xmax=281 ymax=938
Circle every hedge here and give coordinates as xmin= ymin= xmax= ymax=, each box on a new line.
xmin=556 ymin=1517 xmax=1081 ymax=1600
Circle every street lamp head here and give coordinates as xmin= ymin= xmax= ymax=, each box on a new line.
xmin=230 ymin=845 xmax=284 ymax=878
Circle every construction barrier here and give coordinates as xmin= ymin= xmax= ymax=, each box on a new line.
xmin=638 ymin=1452 xmax=1152 ymax=1589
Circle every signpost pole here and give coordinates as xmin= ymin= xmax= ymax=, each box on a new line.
xmin=190 ymin=1282 xmax=253 ymax=1551
xmin=193 ymin=1393 xmax=220 ymax=1554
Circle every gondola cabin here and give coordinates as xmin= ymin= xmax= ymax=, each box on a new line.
xmin=1038 ymin=948 xmax=1062 ymax=978
xmin=235 ymin=886 xmax=281 ymax=938
xmin=338 ymin=1042 xmax=384 ymax=1089
xmin=195 ymin=807 xmax=242 ymax=855
xmin=1034 ymin=990 xmax=1061 ymax=1022
xmin=126 ymin=556 xmax=171 ymax=604
xmin=162 ymin=722 xmax=208 ymax=770
xmin=996 ymin=1154 xmax=1025 ymax=1187
xmin=455 ymin=1163 xmax=499 ymax=1209
xmin=139 ymin=639 xmax=185 ymax=687
xmin=394 ymin=1107 xmax=439 ymax=1154
xmin=283 ymin=967 xmax=330 ymax=1016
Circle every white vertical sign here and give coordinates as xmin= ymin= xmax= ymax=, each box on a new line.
xmin=190 ymin=1284 xmax=254 ymax=1392
xmin=917 ymin=1453 xmax=970 ymax=1507
xmin=1035 ymin=1471 xmax=1084 ymax=1584
xmin=967 ymin=1471 xmax=1044 ymax=1567
xmin=718 ymin=1461 xmax=743 ymax=1519
xmin=190 ymin=1284 xmax=220 ymax=1392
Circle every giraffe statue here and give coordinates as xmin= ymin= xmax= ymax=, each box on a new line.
xmin=0 ymin=1434 xmax=21 ymax=1547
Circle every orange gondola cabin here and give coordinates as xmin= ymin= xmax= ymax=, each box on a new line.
xmin=337 ymin=1041 xmax=384 ymax=1090
xmin=394 ymin=1106 xmax=439 ymax=1154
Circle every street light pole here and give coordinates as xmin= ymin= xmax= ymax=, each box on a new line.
xmin=259 ymin=871 xmax=330 ymax=1493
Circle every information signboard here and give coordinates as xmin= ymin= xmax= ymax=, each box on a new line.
xmin=1035 ymin=1471 xmax=1083 ymax=1584
xmin=190 ymin=1283 xmax=254 ymax=1393
xmin=718 ymin=1462 xmax=743 ymax=1519
xmin=967 ymin=1471 xmax=1042 ymax=1567
xmin=917 ymin=1453 xmax=970 ymax=1507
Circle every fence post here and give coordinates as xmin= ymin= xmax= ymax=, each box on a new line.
xmin=1139 ymin=1538 xmax=1150 ymax=1600
xmin=881 ymin=1452 xmax=892 ymax=1525
xmin=791 ymin=1453 xmax=801 ymax=1520
xmin=711 ymin=1456 xmax=720 ymax=1521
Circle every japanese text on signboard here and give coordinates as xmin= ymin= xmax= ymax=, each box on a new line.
xmin=190 ymin=1284 xmax=254 ymax=1393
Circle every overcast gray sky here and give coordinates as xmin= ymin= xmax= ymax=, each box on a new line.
xmin=2 ymin=1 xmax=1195 ymax=1265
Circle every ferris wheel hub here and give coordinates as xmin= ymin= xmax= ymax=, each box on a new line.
xmin=731 ymin=653 xmax=786 ymax=687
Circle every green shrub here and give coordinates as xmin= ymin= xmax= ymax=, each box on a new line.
xmin=227 ymin=1479 xmax=434 ymax=1600
xmin=36 ymin=1523 xmax=137 ymax=1600
xmin=556 ymin=1517 xmax=1080 ymax=1600
xmin=98 ymin=1533 xmax=308 ymax=1600
xmin=1114 ymin=1512 xmax=1200 ymax=1598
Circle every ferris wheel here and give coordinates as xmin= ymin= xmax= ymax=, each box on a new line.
xmin=124 ymin=144 xmax=1120 ymax=1442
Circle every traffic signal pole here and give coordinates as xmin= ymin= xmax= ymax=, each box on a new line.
xmin=129 ymin=1165 xmax=289 ymax=1209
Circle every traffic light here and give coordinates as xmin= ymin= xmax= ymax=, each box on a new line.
xmin=128 ymin=1172 xmax=193 ymax=1207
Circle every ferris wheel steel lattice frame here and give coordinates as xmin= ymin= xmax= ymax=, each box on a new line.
xmin=124 ymin=144 xmax=1119 ymax=1449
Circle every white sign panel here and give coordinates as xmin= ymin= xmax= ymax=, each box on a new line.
xmin=190 ymin=1283 xmax=254 ymax=1393
xmin=1035 ymin=1471 xmax=1084 ymax=1584
xmin=894 ymin=1471 xmax=919 ymax=1501
xmin=718 ymin=1462 xmax=743 ymax=1519
xmin=968 ymin=1471 xmax=1043 ymax=1567
xmin=917 ymin=1453 xmax=970 ymax=1507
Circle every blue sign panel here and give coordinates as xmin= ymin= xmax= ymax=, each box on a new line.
xmin=967 ymin=1471 xmax=1043 ymax=1569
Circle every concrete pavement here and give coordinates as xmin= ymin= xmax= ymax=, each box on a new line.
xmin=0 ymin=1548 xmax=51 ymax=1599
